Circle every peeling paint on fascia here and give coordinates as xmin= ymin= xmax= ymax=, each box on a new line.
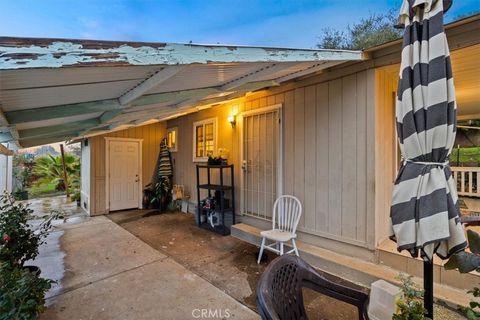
xmin=0 ymin=41 xmax=363 ymax=70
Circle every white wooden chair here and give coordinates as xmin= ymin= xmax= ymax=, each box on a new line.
xmin=257 ymin=195 xmax=302 ymax=264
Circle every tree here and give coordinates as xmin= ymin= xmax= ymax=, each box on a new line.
xmin=32 ymin=154 xmax=80 ymax=192
xmin=316 ymin=10 xmax=402 ymax=50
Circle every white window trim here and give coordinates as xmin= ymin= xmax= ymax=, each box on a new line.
xmin=192 ymin=117 xmax=217 ymax=162
xmin=166 ymin=127 xmax=178 ymax=152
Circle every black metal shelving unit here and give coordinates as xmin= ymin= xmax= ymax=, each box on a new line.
xmin=196 ymin=164 xmax=235 ymax=235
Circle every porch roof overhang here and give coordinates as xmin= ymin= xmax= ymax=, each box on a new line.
xmin=0 ymin=37 xmax=364 ymax=149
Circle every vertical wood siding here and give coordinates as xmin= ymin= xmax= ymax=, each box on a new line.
xmin=374 ymin=65 xmax=399 ymax=245
xmin=168 ymin=70 xmax=376 ymax=248
xmin=88 ymin=122 xmax=166 ymax=215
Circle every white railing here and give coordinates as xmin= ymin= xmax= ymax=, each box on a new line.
xmin=451 ymin=166 xmax=480 ymax=197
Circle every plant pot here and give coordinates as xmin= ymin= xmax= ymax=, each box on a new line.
xmin=76 ymin=199 xmax=81 ymax=207
xmin=16 ymin=190 xmax=28 ymax=200
xmin=207 ymin=158 xmax=222 ymax=165
xmin=151 ymin=201 xmax=161 ymax=210
xmin=143 ymin=188 xmax=153 ymax=209
xmin=24 ymin=265 xmax=41 ymax=276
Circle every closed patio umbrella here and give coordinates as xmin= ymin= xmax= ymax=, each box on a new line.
xmin=157 ymin=138 xmax=173 ymax=178
xmin=149 ymin=138 xmax=173 ymax=211
xmin=391 ymin=0 xmax=467 ymax=317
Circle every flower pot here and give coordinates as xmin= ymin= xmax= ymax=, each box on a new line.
xmin=208 ymin=158 xmax=223 ymax=165
xmin=151 ymin=201 xmax=161 ymax=210
xmin=24 ymin=265 xmax=41 ymax=276
xmin=16 ymin=190 xmax=28 ymax=200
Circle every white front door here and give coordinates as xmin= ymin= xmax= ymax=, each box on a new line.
xmin=241 ymin=105 xmax=282 ymax=219
xmin=108 ymin=140 xmax=140 ymax=211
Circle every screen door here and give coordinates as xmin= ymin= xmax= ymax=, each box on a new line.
xmin=241 ymin=105 xmax=282 ymax=219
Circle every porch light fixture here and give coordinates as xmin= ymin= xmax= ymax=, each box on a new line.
xmin=228 ymin=115 xmax=236 ymax=127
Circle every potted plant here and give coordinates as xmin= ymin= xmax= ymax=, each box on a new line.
xmin=71 ymin=190 xmax=81 ymax=207
xmin=150 ymin=177 xmax=172 ymax=211
xmin=150 ymin=182 xmax=163 ymax=210
xmin=0 ymin=261 xmax=53 ymax=320
xmin=12 ymin=156 xmax=35 ymax=201
xmin=13 ymin=187 xmax=28 ymax=201
xmin=207 ymin=148 xmax=230 ymax=165
xmin=393 ymin=274 xmax=428 ymax=320
xmin=207 ymin=155 xmax=223 ymax=165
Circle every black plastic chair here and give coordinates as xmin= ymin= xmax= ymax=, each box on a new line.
xmin=256 ymin=255 xmax=369 ymax=320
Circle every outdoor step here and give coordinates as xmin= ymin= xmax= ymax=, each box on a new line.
xmin=231 ymin=223 xmax=471 ymax=308
xmin=377 ymin=239 xmax=480 ymax=293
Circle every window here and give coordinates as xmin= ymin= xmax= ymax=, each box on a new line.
xmin=166 ymin=127 xmax=178 ymax=152
xmin=193 ymin=118 xmax=217 ymax=162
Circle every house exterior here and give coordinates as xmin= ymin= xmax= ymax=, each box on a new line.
xmin=166 ymin=15 xmax=480 ymax=261
xmin=0 ymin=14 xmax=478 ymax=303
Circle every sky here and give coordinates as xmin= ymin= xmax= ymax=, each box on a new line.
xmin=1 ymin=0 xmax=479 ymax=49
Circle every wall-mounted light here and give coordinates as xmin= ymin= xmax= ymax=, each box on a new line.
xmin=227 ymin=115 xmax=236 ymax=127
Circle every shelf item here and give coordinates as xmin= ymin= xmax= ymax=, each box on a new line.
xmin=196 ymin=164 xmax=235 ymax=235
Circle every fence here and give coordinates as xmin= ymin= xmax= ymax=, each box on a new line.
xmin=451 ymin=166 xmax=480 ymax=197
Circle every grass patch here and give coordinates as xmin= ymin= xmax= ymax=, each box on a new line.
xmin=27 ymin=182 xmax=63 ymax=198
xmin=451 ymin=147 xmax=480 ymax=166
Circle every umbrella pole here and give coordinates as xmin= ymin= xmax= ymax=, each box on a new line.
xmin=424 ymin=260 xmax=434 ymax=319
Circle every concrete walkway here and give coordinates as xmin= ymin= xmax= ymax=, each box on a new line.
xmin=36 ymin=216 xmax=257 ymax=320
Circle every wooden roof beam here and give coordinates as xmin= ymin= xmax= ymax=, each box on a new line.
xmin=128 ymin=87 xmax=222 ymax=108
xmin=275 ymin=61 xmax=342 ymax=83
xmin=5 ymin=87 xmax=221 ymax=125
xmin=20 ymin=133 xmax=80 ymax=148
xmin=118 ymin=66 xmax=185 ymax=105
xmin=174 ymin=80 xmax=279 ymax=110
xmin=5 ymin=99 xmax=121 ymax=124
xmin=0 ymin=107 xmax=21 ymax=149
xmin=221 ymin=64 xmax=284 ymax=91
xmin=17 ymin=118 xmax=100 ymax=141
xmin=76 ymin=110 xmax=123 ymax=137
xmin=0 ymin=38 xmax=363 ymax=70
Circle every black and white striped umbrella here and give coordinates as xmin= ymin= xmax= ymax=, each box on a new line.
xmin=158 ymin=138 xmax=173 ymax=178
xmin=391 ymin=0 xmax=467 ymax=262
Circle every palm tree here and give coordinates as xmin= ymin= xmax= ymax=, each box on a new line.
xmin=33 ymin=154 xmax=80 ymax=191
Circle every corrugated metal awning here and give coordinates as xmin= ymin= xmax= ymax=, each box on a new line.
xmin=0 ymin=37 xmax=364 ymax=148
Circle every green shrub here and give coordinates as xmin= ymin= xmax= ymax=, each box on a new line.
xmin=0 ymin=193 xmax=59 ymax=267
xmin=393 ymin=274 xmax=428 ymax=320
xmin=0 ymin=262 xmax=52 ymax=320
xmin=458 ymin=287 xmax=480 ymax=320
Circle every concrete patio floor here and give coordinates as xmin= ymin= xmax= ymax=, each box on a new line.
xmin=107 ymin=210 xmax=367 ymax=319
xmin=106 ymin=210 xmax=466 ymax=320
xmin=34 ymin=215 xmax=257 ymax=320
xmin=28 ymin=198 xmax=465 ymax=320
